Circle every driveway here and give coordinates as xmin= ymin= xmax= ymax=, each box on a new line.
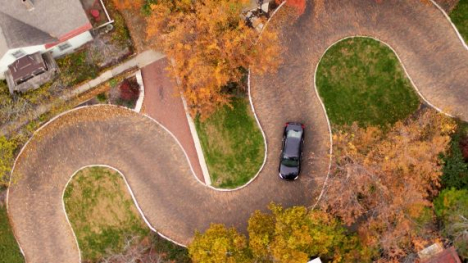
xmin=141 ymin=58 xmax=206 ymax=183
xmin=7 ymin=1 xmax=468 ymax=262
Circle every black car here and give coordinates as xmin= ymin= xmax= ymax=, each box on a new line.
xmin=279 ymin=122 xmax=305 ymax=180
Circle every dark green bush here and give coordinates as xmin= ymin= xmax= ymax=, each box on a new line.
xmin=141 ymin=0 xmax=157 ymax=16
xmin=440 ymin=122 xmax=468 ymax=190
xmin=96 ymin=92 xmax=107 ymax=102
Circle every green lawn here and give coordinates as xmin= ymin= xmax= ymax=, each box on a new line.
xmin=316 ymin=37 xmax=420 ymax=127
xmin=451 ymin=0 xmax=468 ymax=43
xmin=0 ymin=205 xmax=23 ymax=263
xmin=63 ymin=167 xmax=189 ymax=262
xmin=55 ymin=50 xmax=99 ymax=87
xmin=195 ymin=97 xmax=265 ymax=188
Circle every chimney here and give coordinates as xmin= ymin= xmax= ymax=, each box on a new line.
xmin=22 ymin=0 xmax=35 ymax=11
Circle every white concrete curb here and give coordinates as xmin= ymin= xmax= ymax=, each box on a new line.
xmin=62 ymin=170 xmax=84 ymax=263
xmin=195 ymin=0 xmax=287 ymax=191
xmin=6 ymin=104 xmax=199 ymax=260
xmin=310 ymin=31 xmax=462 ymax=208
xmin=350 ymin=35 xmax=452 ymax=117
xmin=134 ymin=70 xmax=145 ymax=113
xmin=6 ymin=100 xmax=275 ymax=257
xmin=179 ymin=96 xmax=212 ymax=186
xmin=429 ymin=0 xmax=468 ymax=50
xmin=374 ymin=36 xmax=453 ymax=117
xmin=310 ymin=0 xmax=468 ymax=207
xmin=245 ymin=70 xmax=269 ymax=187
xmin=63 ymin=165 xmax=188 ymax=250
xmin=7 ymin=0 xmax=466 ymax=259
xmin=168 ymin=56 xmax=212 ymax=186
xmin=3 ymin=3 xmax=288 ymax=257
xmin=6 ymin=106 xmax=104 ymax=261
xmin=256 ymin=1 xmax=286 ymax=42
xmin=310 ymin=53 xmax=333 ymax=210
xmin=191 ymin=1 xmax=286 ymax=190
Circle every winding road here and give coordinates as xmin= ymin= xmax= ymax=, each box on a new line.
xmin=7 ymin=1 xmax=468 ymax=262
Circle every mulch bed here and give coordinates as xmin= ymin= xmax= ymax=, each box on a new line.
xmin=79 ymin=76 xmax=140 ymax=109
xmin=109 ymin=76 xmax=140 ymax=108
xmin=119 ymin=9 xmax=156 ymax=53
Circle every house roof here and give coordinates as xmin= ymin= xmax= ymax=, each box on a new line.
xmin=0 ymin=0 xmax=90 ymax=56
xmin=8 ymin=52 xmax=46 ymax=84
xmin=421 ymin=247 xmax=462 ymax=263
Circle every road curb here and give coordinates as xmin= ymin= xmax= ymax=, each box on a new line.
xmin=134 ymin=70 xmax=145 ymax=113
xmin=429 ymin=0 xmax=468 ymax=50
xmin=310 ymin=30 xmax=462 ymax=208
xmin=165 ymin=2 xmax=287 ymax=191
xmin=63 ymin=165 xmax=188 ymax=250
xmin=6 ymin=104 xmax=199 ymax=260
xmin=309 ymin=0 xmax=468 ymax=208
xmin=179 ymin=96 xmax=212 ymax=185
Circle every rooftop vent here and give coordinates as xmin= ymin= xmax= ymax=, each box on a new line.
xmin=22 ymin=0 xmax=35 ymax=11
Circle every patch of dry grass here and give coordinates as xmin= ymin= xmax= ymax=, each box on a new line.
xmin=63 ymin=166 xmax=149 ymax=261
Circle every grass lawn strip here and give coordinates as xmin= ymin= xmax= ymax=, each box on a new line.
xmin=63 ymin=167 xmax=190 ymax=262
xmin=316 ymin=37 xmax=420 ymax=127
xmin=450 ymin=0 xmax=468 ymax=43
xmin=64 ymin=167 xmax=149 ymax=261
xmin=0 ymin=204 xmax=23 ymax=263
xmin=195 ymin=97 xmax=265 ymax=188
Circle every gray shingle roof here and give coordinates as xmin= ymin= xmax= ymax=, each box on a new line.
xmin=0 ymin=0 xmax=90 ymax=56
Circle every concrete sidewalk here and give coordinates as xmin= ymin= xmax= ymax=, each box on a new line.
xmin=0 ymin=50 xmax=165 ymax=135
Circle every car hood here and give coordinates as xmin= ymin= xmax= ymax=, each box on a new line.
xmin=279 ymin=164 xmax=299 ymax=180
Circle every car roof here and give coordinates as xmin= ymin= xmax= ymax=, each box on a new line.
xmin=284 ymin=129 xmax=302 ymax=157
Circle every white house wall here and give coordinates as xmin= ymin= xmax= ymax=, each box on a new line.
xmin=49 ymin=31 xmax=93 ymax=58
xmin=0 ymin=31 xmax=93 ymax=80
xmin=0 ymin=45 xmax=46 ymax=79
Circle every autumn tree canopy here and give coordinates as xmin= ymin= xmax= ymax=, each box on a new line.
xmin=189 ymin=204 xmax=371 ymax=263
xmin=188 ymin=224 xmax=251 ymax=263
xmin=111 ymin=0 xmax=143 ymax=10
xmin=146 ymin=0 xmax=282 ymax=118
xmin=248 ymin=204 xmax=372 ymax=262
xmin=320 ymin=109 xmax=456 ymax=259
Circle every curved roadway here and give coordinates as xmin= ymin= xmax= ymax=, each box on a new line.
xmin=7 ymin=1 xmax=468 ymax=262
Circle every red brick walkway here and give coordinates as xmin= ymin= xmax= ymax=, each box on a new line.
xmin=141 ymin=59 xmax=205 ymax=183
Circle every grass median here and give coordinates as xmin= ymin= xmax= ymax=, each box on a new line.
xmin=195 ymin=97 xmax=265 ymax=188
xmin=316 ymin=37 xmax=420 ymax=127
xmin=63 ymin=166 xmax=189 ymax=262
xmin=450 ymin=0 xmax=468 ymax=43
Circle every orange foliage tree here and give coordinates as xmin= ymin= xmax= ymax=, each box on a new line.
xmin=320 ymin=109 xmax=456 ymax=260
xmin=146 ymin=0 xmax=282 ymax=118
xmin=111 ymin=0 xmax=143 ymax=10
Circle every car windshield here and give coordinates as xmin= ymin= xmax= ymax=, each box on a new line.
xmin=281 ymin=156 xmax=299 ymax=167
xmin=287 ymin=129 xmax=302 ymax=139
